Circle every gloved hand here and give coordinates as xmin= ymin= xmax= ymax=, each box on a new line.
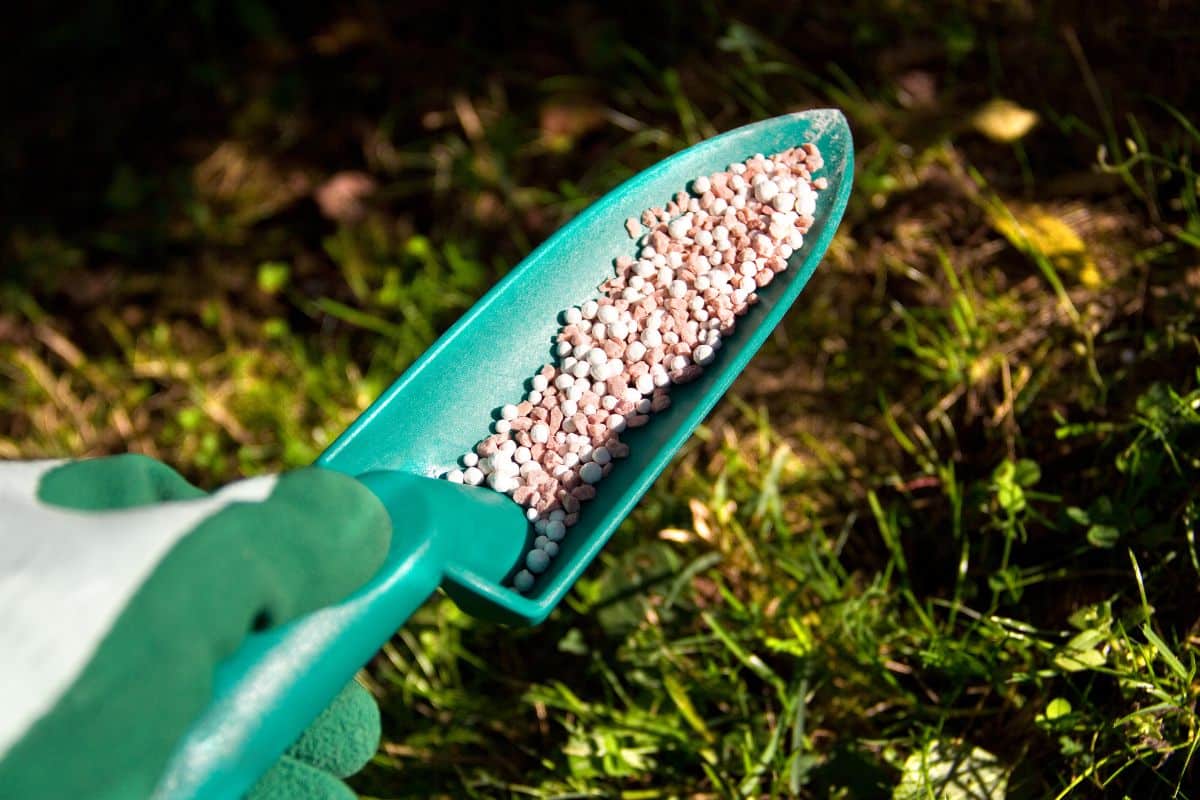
xmin=0 ymin=454 xmax=392 ymax=799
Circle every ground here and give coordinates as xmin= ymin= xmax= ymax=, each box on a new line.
xmin=2 ymin=2 xmax=1198 ymax=797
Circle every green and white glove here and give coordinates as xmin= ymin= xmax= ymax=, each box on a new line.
xmin=0 ymin=454 xmax=392 ymax=799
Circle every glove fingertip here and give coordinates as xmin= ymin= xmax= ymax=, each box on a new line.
xmin=258 ymin=468 xmax=393 ymax=613
xmin=275 ymin=467 xmax=392 ymax=560
xmin=286 ymin=681 xmax=381 ymax=778
xmin=245 ymin=756 xmax=358 ymax=800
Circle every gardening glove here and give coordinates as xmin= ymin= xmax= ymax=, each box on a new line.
xmin=0 ymin=454 xmax=392 ymax=800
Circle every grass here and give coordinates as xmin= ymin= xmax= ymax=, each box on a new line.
xmin=2 ymin=2 xmax=1198 ymax=797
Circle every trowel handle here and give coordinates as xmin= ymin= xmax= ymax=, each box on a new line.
xmin=152 ymin=470 xmax=528 ymax=799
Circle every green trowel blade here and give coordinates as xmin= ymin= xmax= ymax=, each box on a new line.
xmin=319 ymin=108 xmax=854 ymax=624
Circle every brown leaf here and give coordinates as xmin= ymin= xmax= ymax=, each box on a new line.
xmin=539 ymin=103 xmax=606 ymax=151
xmin=971 ymin=98 xmax=1039 ymax=143
xmin=314 ymin=171 xmax=377 ymax=223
